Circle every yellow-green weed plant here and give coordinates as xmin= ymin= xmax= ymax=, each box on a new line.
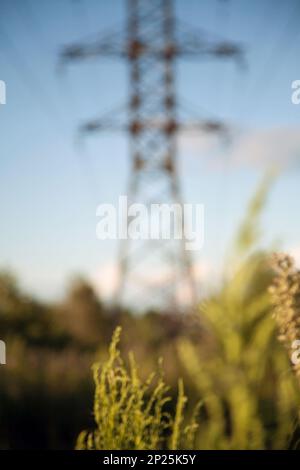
xmin=78 ymin=174 xmax=300 ymax=450
xmin=177 ymin=174 xmax=300 ymax=449
xmin=76 ymin=327 xmax=199 ymax=450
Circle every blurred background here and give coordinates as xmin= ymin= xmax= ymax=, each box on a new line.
xmin=0 ymin=0 xmax=300 ymax=449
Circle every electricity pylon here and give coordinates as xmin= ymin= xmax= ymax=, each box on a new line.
xmin=62 ymin=0 xmax=242 ymax=312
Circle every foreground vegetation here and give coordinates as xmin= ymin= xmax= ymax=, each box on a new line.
xmin=1 ymin=175 xmax=300 ymax=449
xmin=77 ymin=327 xmax=199 ymax=450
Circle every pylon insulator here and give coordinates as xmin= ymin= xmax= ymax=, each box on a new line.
xmin=128 ymin=39 xmax=145 ymax=59
xmin=164 ymin=44 xmax=176 ymax=59
xmin=164 ymin=156 xmax=174 ymax=173
xmin=165 ymin=119 xmax=177 ymax=134
xmin=134 ymin=155 xmax=144 ymax=170
xmin=130 ymin=95 xmax=140 ymax=108
xmin=204 ymin=121 xmax=224 ymax=132
xmin=165 ymin=96 xmax=175 ymax=109
xmin=129 ymin=121 xmax=142 ymax=134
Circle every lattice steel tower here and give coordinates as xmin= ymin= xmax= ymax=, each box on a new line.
xmin=62 ymin=0 xmax=242 ymax=312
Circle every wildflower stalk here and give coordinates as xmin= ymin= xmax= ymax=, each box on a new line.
xmin=169 ymin=379 xmax=187 ymax=450
xmin=77 ymin=327 xmax=197 ymax=450
xmin=269 ymin=253 xmax=300 ymax=383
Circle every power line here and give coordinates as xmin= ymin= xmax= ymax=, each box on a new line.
xmin=10 ymin=0 xmax=102 ymax=205
xmin=0 ymin=13 xmax=99 ymax=208
xmin=239 ymin=0 xmax=300 ymax=123
xmin=13 ymin=0 xmax=53 ymax=55
xmin=0 ymin=25 xmax=65 ymax=134
xmin=68 ymin=0 xmax=110 ymax=203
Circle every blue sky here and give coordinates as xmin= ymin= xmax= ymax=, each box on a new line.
xmin=0 ymin=0 xmax=300 ymax=302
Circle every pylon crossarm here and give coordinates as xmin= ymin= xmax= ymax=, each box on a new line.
xmin=177 ymin=100 xmax=232 ymax=143
xmin=79 ymin=119 xmax=127 ymax=134
xmin=60 ymin=28 xmax=127 ymax=63
xmin=175 ymin=19 xmax=244 ymax=64
xmin=79 ymin=118 xmax=229 ymax=138
xmin=180 ymin=120 xmax=229 ymax=136
xmin=61 ymin=32 xmax=243 ymax=68
xmin=78 ymin=103 xmax=129 ymax=135
xmin=176 ymin=37 xmax=244 ymax=62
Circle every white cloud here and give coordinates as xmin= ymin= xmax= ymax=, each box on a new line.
xmin=229 ymin=127 xmax=300 ymax=170
xmin=90 ymin=261 xmax=119 ymax=301
xmin=179 ymin=126 xmax=300 ymax=171
xmin=90 ymin=257 xmax=218 ymax=306
xmin=287 ymin=246 xmax=300 ymax=269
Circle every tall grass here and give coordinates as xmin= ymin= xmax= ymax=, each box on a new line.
xmin=78 ymin=175 xmax=300 ymax=450
xmin=177 ymin=175 xmax=300 ymax=449
xmin=76 ymin=327 xmax=199 ymax=450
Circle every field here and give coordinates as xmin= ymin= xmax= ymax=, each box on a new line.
xmin=1 ymin=178 xmax=300 ymax=450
